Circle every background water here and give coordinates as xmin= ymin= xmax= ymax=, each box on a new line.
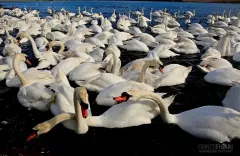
xmin=1 ymin=1 xmax=240 ymax=27
xmin=0 ymin=1 xmax=240 ymax=156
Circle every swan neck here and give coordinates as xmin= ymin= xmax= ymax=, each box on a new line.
xmin=150 ymin=11 xmax=152 ymax=21
xmin=128 ymin=12 xmax=130 ymax=19
xmin=26 ymin=34 xmax=41 ymax=57
xmin=139 ymin=62 xmax=150 ymax=83
xmin=35 ymin=113 xmax=75 ymax=135
xmin=53 ymin=41 xmax=64 ymax=53
xmin=111 ymin=52 xmax=120 ymax=75
xmin=4 ymin=26 xmax=10 ymax=38
xmin=74 ymin=88 xmax=88 ymax=134
xmin=136 ymin=92 xmax=176 ymax=124
xmin=13 ymin=57 xmax=28 ymax=86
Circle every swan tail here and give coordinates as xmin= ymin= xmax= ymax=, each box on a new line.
xmin=163 ymin=95 xmax=176 ymax=107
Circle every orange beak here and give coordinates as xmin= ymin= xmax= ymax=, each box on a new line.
xmin=25 ymin=59 xmax=32 ymax=65
xmin=159 ymin=67 xmax=164 ymax=74
xmin=113 ymin=96 xmax=127 ymax=104
xmin=26 ymin=132 xmax=37 ymax=142
xmin=81 ymin=106 xmax=88 ymax=118
xmin=46 ymin=47 xmax=49 ymax=51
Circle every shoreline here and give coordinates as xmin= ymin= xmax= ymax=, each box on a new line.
xmin=0 ymin=0 xmax=239 ymax=3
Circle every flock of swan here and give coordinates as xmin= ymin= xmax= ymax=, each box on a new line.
xmin=1 ymin=5 xmax=240 ymax=145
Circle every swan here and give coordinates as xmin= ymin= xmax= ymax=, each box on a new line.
xmin=127 ymin=26 xmax=142 ymax=35
xmin=121 ymin=59 xmax=163 ymax=84
xmin=89 ymin=22 xmax=102 ymax=33
xmin=197 ymin=57 xmax=232 ymax=73
xmin=27 ymin=87 xmax=175 ymax=138
xmin=17 ymin=32 xmax=64 ymax=69
xmin=152 ymin=64 xmax=192 ymax=87
xmin=119 ymin=39 xmax=149 ymax=52
xmin=204 ymin=68 xmax=240 ymax=86
xmin=150 ymin=45 xmax=179 ymax=58
xmin=222 ymin=81 xmax=240 ymax=113
xmin=120 ymin=57 xmax=163 ymax=76
xmin=69 ymin=61 xmax=107 ymax=81
xmin=51 ymin=54 xmax=95 ymax=77
xmin=88 ymin=48 xmax=104 ymax=62
xmin=119 ymin=91 xmax=240 ymax=143
xmin=215 ymin=33 xmax=232 ymax=56
xmin=13 ymin=54 xmax=55 ymax=111
xmin=201 ymin=48 xmax=221 ymax=60
xmin=173 ymin=37 xmax=200 ymax=54
xmin=35 ymin=37 xmax=49 ymax=52
xmin=134 ymin=33 xmax=158 ymax=48
xmin=75 ymin=72 xmax=126 ymax=92
xmin=177 ymin=31 xmax=194 ymax=39
xmin=127 ymin=11 xmax=138 ymax=24
xmin=2 ymin=40 xmax=21 ymax=56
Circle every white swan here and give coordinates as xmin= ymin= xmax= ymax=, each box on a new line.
xmin=17 ymin=32 xmax=64 ymax=69
xmin=124 ymin=91 xmax=240 ymax=143
xmin=201 ymin=48 xmax=221 ymax=60
xmin=222 ymin=82 xmax=240 ymax=112
xmin=119 ymin=39 xmax=149 ymax=52
xmin=27 ymin=87 xmax=174 ymax=137
xmin=69 ymin=62 xmax=107 ymax=81
xmin=197 ymin=57 xmax=232 ymax=73
xmin=51 ymin=54 xmax=95 ymax=77
xmin=13 ymin=54 xmax=54 ymax=111
xmin=204 ymin=68 xmax=240 ymax=86
xmin=152 ymin=64 xmax=192 ymax=87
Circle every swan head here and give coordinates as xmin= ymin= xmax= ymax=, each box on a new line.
xmin=16 ymin=32 xmax=29 ymax=45
xmin=113 ymin=92 xmax=132 ymax=104
xmin=76 ymin=87 xmax=90 ymax=118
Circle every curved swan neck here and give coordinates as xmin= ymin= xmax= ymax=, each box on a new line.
xmin=139 ymin=62 xmax=150 ymax=83
xmin=135 ymin=92 xmax=176 ymax=124
xmin=23 ymin=33 xmax=41 ymax=57
xmin=51 ymin=41 xmax=64 ymax=53
xmin=13 ymin=57 xmax=28 ymax=86
xmin=34 ymin=113 xmax=75 ymax=135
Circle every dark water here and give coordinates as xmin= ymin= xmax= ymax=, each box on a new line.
xmin=1 ymin=1 xmax=240 ymax=156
